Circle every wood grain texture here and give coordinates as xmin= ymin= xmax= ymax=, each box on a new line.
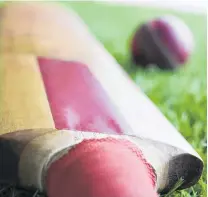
xmin=0 ymin=54 xmax=55 ymax=134
xmin=0 ymin=2 xmax=92 ymax=59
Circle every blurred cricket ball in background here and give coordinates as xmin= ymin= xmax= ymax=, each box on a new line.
xmin=131 ymin=15 xmax=194 ymax=70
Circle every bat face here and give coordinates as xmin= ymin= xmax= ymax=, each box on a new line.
xmin=0 ymin=2 xmax=203 ymax=196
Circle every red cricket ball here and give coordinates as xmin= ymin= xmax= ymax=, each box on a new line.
xmin=131 ymin=15 xmax=194 ymax=70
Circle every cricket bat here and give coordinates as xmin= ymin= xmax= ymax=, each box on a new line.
xmin=0 ymin=2 xmax=203 ymax=196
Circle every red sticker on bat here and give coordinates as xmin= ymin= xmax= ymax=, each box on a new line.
xmin=38 ymin=58 xmax=129 ymax=135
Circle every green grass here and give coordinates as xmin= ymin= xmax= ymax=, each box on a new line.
xmin=66 ymin=2 xmax=207 ymax=197
xmin=0 ymin=1 xmax=207 ymax=197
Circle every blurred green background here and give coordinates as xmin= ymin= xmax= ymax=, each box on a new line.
xmin=66 ymin=2 xmax=207 ymax=197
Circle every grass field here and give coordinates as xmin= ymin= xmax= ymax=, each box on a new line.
xmin=67 ymin=2 xmax=207 ymax=197
xmin=0 ymin=1 xmax=207 ymax=197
